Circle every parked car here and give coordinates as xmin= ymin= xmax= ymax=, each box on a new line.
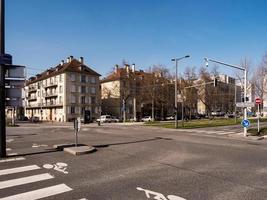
xmin=111 ymin=116 xmax=119 ymax=123
xmin=166 ymin=115 xmax=175 ymax=120
xmin=30 ymin=116 xmax=39 ymax=123
xmin=141 ymin=116 xmax=152 ymax=122
xmin=96 ymin=115 xmax=112 ymax=123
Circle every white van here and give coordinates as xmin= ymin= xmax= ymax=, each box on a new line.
xmin=97 ymin=115 xmax=112 ymax=123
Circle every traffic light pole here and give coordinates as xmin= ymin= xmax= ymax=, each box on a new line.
xmin=204 ymin=57 xmax=247 ymax=137
xmin=0 ymin=0 xmax=6 ymax=157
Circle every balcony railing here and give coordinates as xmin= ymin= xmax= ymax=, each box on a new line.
xmin=44 ymin=82 xmax=58 ymax=88
xmin=26 ymin=102 xmax=63 ymax=108
xmin=44 ymin=92 xmax=58 ymax=98
xmin=28 ymin=86 xmax=37 ymax=92
xmin=28 ymin=96 xmax=37 ymax=101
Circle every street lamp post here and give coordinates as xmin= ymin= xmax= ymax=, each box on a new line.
xmin=0 ymin=0 xmax=6 ymax=158
xmin=204 ymin=57 xmax=247 ymax=137
xmin=171 ymin=55 xmax=190 ymax=128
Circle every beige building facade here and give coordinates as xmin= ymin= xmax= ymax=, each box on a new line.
xmin=25 ymin=56 xmax=101 ymax=122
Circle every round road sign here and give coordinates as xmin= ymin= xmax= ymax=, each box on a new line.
xmin=255 ymin=97 xmax=261 ymax=104
xmin=241 ymin=119 xmax=250 ymax=128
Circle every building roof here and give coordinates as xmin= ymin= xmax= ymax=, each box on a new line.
xmin=26 ymin=58 xmax=101 ymax=85
xmin=101 ymin=66 xmax=151 ymax=84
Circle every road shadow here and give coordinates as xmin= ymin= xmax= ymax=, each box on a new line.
xmin=93 ymin=137 xmax=172 ymax=148
xmin=7 ymin=149 xmax=59 ymax=157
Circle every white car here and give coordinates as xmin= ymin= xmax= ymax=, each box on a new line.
xmin=111 ymin=116 xmax=119 ymax=123
xmin=97 ymin=115 xmax=112 ymax=123
xmin=141 ymin=116 xmax=152 ymax=122
xmin=166 ymin=115 xmax=175 ymax=120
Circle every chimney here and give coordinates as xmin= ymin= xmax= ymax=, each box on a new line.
xmin=60 ymin=60 xmax=64 ymax=66
xmin=66 ymin=57 xmax=70 ymax=63
xmin=115 ymin=64 xmax=119 ymax=74
xmin=69 ymin=55 xmax=73 ymax=62
xmin=125 ymin=64 xmax=129 ymax=74
xmin=131 ymin=63 xmax=135 ymax=72
xmin=79 ymin=57 xmax=84 ymax=64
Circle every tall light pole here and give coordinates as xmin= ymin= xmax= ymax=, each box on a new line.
xmin=204 ymin=57 xmax=247 ymax=136
xmin=171 ymin=55 xmax=190 ymax=128
xmin=0 ymin=0 xmax=6 ymax=157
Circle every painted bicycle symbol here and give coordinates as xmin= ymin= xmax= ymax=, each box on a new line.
xmin=43 ymin=162 xmax=69 ymax=174
xmin=137 ymin=187 xmax=186 ymax=200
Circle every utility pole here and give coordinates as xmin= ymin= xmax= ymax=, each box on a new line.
xmin=0 ymin=0 xmax=6 ymax=157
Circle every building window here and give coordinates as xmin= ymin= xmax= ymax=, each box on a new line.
xmin=71 ymin=85 xmax=76 ymax=92
xmin=81 ymin=75 xmax=86 ymax=83
xmin=81 ymin=107 xmax=85 ymax=115
xmin=59 ymin=96 xmax=62 ymax=104
xmin=81 ymin=96 xmax=85 ymax=104
xmin=59 ymin=74 xmax=62 ymax=82
xmin=91 ymin=96 xmax=96 ymax=104
xmin=71 ymin=106 xmax=75 ymax=114
xmin=91 ymin=106 xmax=95 ymax=114
xmin=90 ymin=87 xmax=96 ymax=94
xmin=70 ymin=74 xmax=75 ymax=81
xmin=90 ymin=77 xmax=96 ymax=84
xmin=59 ymin=86 xmax=63 ymax=93
xmin=71 ymin=95 xmax=76 ymax=103
xmin=81 ymin=86 xmax=86 ymax=94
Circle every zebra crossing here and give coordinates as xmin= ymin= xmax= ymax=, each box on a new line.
xmin=0 ymin=163 xmax=73 ymax=200
xmin=179 ymin=129 xmax=243 ymax=137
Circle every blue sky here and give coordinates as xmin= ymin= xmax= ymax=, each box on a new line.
xmin=6 ymin=0 xmax=267 ymax=78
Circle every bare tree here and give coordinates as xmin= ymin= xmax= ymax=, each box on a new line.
xmin=252 ymin=52 xmax=267 ymax=102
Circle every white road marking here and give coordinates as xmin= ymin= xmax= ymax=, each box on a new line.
xmin=0 ymin=165 xmax=40 ymax=176
xmin=6 ymin=139 xmax=14 ymax=143
xmin=6 ymin=148 xmax=11 ymax=151
xmin=32 ymin=144 xmax=48 ymax=148
xmin=7 ymin=153 xmax=18 ymax=156
xmin=0 ymin=157 xmax=25 ymax=163
xmin=137 ymin=187 xmax=186 ymax=200
xmin=0 ymin=183 xmax=72 ymax=200
xmin=43 ymin=162 xmax=68 ymax=174
xmin=0 ymin=173 xmax=53 ymax=189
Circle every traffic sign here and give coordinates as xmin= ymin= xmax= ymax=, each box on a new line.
xmin=236 ymin=102 xmax=255 ymax=107
xmin=255 ymin=97 xmax=261 ymax=105
xmin=241 ymin=119 xmax=250 ymax=128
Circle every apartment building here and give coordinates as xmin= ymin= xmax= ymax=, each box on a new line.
xmin=101 ymin=64 xmax=174 ymax=121
xmin=25 ymin=56 xmax=101 ymax=122
xmin=197 ymin=74 xmax=242 ymax=115
xmin=4 ymin=54 xmax=26 ymax=122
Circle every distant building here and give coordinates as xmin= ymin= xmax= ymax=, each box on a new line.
xmin=24 ymin=56 xmax=101 ymax=122
xmin=4 ymin=54 xmax=26 ymax=122
xmin=197 ymin=74 xmax=242 ymax=115
xmin=101 ymin=64 xmax=174 ymax=121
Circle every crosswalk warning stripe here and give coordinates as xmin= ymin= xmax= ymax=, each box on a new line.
xmin=0 ymin=165 xmax=40 ymax=176
xmin=0 ymin=183 xmax=72 ymax=200
xmin=0 ymin=173 xmax=53 ymax=189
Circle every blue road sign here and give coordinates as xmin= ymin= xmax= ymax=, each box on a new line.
xmin=241 ymin=119 xmax=250 ymax=128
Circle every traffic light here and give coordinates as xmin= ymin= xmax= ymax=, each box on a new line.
xmin=213 ymin=78 xmax=218 ymax=87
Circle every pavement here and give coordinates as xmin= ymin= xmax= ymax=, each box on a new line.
xmin=1 ymin=122 xmax=267 ymax=199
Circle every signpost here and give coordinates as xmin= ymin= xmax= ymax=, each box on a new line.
xmin=74 ymin=117 xmax=81 ymax=147
xmin=255 ymin=97 xmax=261 ymax=133
xmin=236 ymin=102 xmax=255 ymax=108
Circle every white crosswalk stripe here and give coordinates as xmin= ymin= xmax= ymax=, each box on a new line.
xmin=0 ymin=157 xmax=25 ymax=163
xmin=179 ymin=129 xmax=241 ymax=136
xmin=0 ymin=184 xmax=72 ymax=200
xmin=0 ymin=165 xmax=40 ymax=176
xmin=0 ymin=164 xmax=73 ymax=200
xmin=0 ymin=173 xmax=53 ymax=189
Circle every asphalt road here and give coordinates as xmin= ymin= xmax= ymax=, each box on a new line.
xmin=1 ymin=122 xmax=267 ymax=200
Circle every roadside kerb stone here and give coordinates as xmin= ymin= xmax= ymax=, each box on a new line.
xmin=64 ymin=146 xmax=96 ymax=156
